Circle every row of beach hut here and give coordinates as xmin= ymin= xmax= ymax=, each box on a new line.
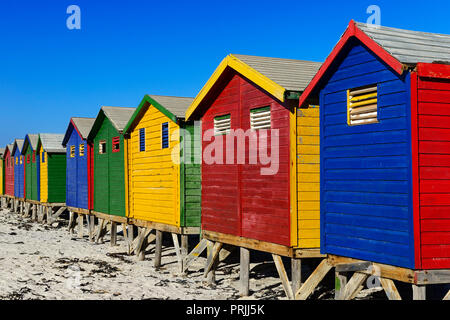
xmin=1 ymin=20 xmax=450 ymax=300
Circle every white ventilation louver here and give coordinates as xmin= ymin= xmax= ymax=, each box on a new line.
xmin=347 ymin=85 xmax=378 ymax=126
xmin=250 ymin=106 xmax=271 ymax=130
xmin=214 ymin=114 xmax=231 ymax=135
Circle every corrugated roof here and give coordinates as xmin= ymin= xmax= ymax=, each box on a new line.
xmin=148 ymin=95 xmax=194 ymax=119
xmin=356 ymin=22 xmax=450 ymax=64
xmin=72 ymin=117 xmax=96 ymax=139
xmin=232 ymin=54 xmax=322 ymax=92
xmin=102 ymin=106 xmax=136 ymax=132
xmin=39 ymin=134 xmax=66 ymax=153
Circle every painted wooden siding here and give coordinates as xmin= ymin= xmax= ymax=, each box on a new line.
xmin=47 ymin=153 xmax=66 ymax=203
xmin=66 ymin=126 xmax=90 ymax=209
xmin=24 ymin=147 xmax=38 ymax=201
xmin=202 ymin=71 xmax=291 ymax=246
xmin=4 ymin=149 xmax=14 ymax=196
xmin=320 ymin=43 xmax=415 ymax=269
xmin=182 ymin=122 xmax=201 ymax=227
xmin=39 ymin=147 xmax=48 ymax=203
xmin=14 ymin=151 xmax=24 ymax=198
xmin=0 ymin=158 xmax=3 ymax=195
xmin=417 ymin=75 xmax=450 ymax=269
xmin=126 ymin=105 xmax=180 ymax=226
xmin=94 ymin=117 xmax=126 ymax=216
xmin=296 ymin=105 xmax=320 ymax=248
xmin=66 ymin=127 xmax=78 ymax=208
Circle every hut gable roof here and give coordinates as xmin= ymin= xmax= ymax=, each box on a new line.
xmin=88 ymin=106 xmax=136 ymax=140
xmin=22 ymin=134 xmax=39 ymax=154
xmin=5 ymin=144 xmax=13 ymax=155
xmin=38 ymin=133 xmax=66 ymax=153
xmin=0 ymin=148 xmax=4 ymax=158
xmin=124 ymin=95 xmax=194 ymax=134
xmin=11 ymin=139 xmax=24 ymax=156
xmin=299 ymin=20 xmax=450 ymax=107
xmin=62 ymin=117 xmax=95 ymax=146
xmin=355 ymin=22 xmax=450 ymax=65
xmin=72 ymin=117 xmax=96 ymax=139
xmin=185 ymin=54 xmax=322 ymax=120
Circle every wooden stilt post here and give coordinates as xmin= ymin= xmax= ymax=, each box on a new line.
xmin=110 ymin=221 xmax=117 ymax=246
xmin=291 ymin=258 xmax=302 ymax=295
xmin=240 ymin=247 xmax=250 ymax=297
xmin=138 ymin=235 xmax=147 ymax=261
xmin=89 ymin=216 xmax=95 ymax=242
xmin=172 ymin=233 xmax=183 ymax=273
xmin=181 ymin=235 xmax=189 ymax=256
xmin=413 ymin=284 xmax=426 ymax=300
xmin=154 ymin=230 xmax=163 ymax=269
xmin=335 ymin=272 xmax=347 ymax=300
xmin=95 ymin=219 xmax=106 ymax=243
xmin=77 ymin=214 xmax=84 ymax=239
xmin=31 ymin=204 xmax=36 ymax=221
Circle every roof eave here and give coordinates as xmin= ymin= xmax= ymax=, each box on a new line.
xmin=123 ymin=95 xmax=178 ymax=135
xmin=185 ymin=54 xmax=286 ymax=121
xmin=298 ymin=20 xmax=405 ymax=107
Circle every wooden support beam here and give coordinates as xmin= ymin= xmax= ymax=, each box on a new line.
xmin=110 ymin=222 xmax=117 ymax=247
xmin=342 ymin=272 xmax=368 ymax=300
xmin=380 ymin=278 xmax=402 ymax=300
xmin=126 ymin=225 xmax=134 ymax=254
xmin=204 ymin=242 xmax=223 ymax=279
xmin=295 ymin=259 xmax=333 ymax=300
xmin=95 ymin=219 xmax=106 ymax=243
xmin=77 ymin=214 xmax=84 ymax=239
xmin=240 ymin=247 xmax=250 ymax=297
xmin=138 ymin=236 xmax=147 ymax=261
xmin=183 ymin=238 xmax=208 ymax=272
xmin=154 ymin=230 xmax=163 ymax=269
xmin=172 ymin=233 xmax=183 ymax=273
xmin=335 ymin=262 xmax=372 ymax=273
xmin=291 ymin=258 xmax=302 ymax=295
xmin=335 ymin=272 xmax=347 ymax=300
xmin=51 ymin=207 xmax=65 ymax=222
xmin=272 ymin=254 xmax=294 ymax=300
xmin=219 ymin=244 xmax=235 ymax=262
xmin=134 ymin=228 xmax=153 ymax=256
xmin=412 ymin=284 xmax=426 ymax=300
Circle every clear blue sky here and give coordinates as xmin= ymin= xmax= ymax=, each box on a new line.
xmin=1 ymin=0 xmax=449 ymax=147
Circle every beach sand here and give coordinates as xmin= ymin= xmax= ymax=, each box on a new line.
xmin=0 ymin=208 xmax=388 ymax=300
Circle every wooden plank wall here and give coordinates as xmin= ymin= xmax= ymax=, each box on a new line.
xmin=13 ymin=151 xmax=23 ymax=198
xmin=417 ymin=75 xmax=450 ymax=269
xmin=296 ymin=105 xmax=320 ymax=248
xmin=127 ymin=105 xmax=180 ymax=226
xmin=4 ymin=148 xmax=14 ymax=196
xmin=320 ymin=43 xmax=414 ymax=269
xmin=183 ymin=122 xmax=201 ymax=227
xmin=201 ymin=71 xmax=291 ymax=246
xmin=47 ymin=153 xmax=66 ymax=203
xmin=39 ymin=146 xmax=48 ymax=202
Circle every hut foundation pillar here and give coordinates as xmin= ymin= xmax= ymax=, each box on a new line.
xmin=291 ymin=258 xmax=302 ymax=295
xmin=110 ymin=222 xmax=117 ymax=246
xmin=413 ymin=285 xmax=426 ymax=300
xmin=77 ymin=214 xmax=84 ymax=239
xmin=334 ymin=271 xmax=347 ymax=300
xmin=240 ymin=247 xmax=250 ymax=296
xmin=154 ymin=230 xmax=163 ymax=269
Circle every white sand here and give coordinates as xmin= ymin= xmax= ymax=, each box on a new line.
xmin=0 ymin=208 xmax=395 ymax=300
xmin=0 ymin=208 xmax=293 ymax=300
